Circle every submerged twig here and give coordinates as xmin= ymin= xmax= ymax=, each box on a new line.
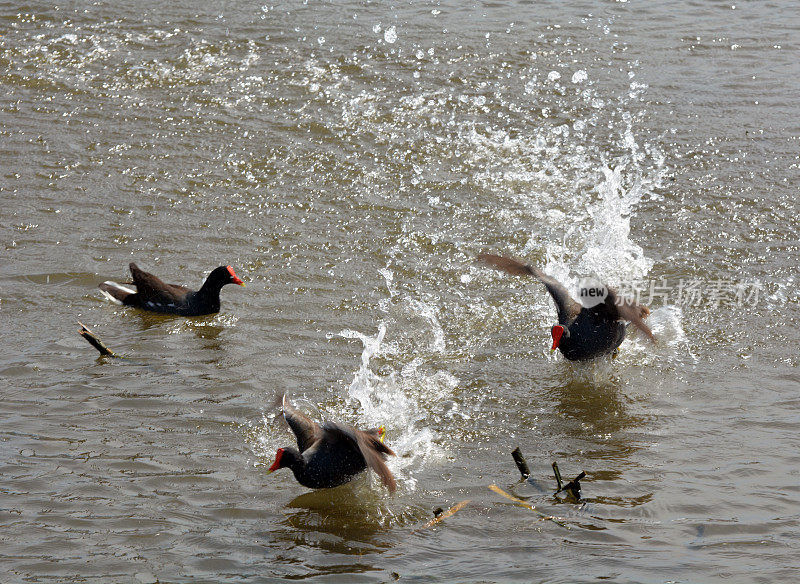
xmin=553 ymin=461 xmax=585 ymax=501
xmin=511 ymin=447 xmax=530 ymax=479
xmin=488 ymin=484 xmax=569 ymax=529
xmin=414 ymin=500 xmax=471 ymax=531
xmin=78 ymin=321 xmax=121 ymax=358
xmin=552 ymin=461 xmax=563 ymax=490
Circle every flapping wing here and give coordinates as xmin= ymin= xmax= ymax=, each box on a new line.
xmin=478 ymin=253 xmax=582 ymax=324
xmin=129 ymin=263 xmax=191 ymax=302
xmin=281 ymin=395 xmax=321 ymax=453
xmin=607 ymin=288 xmax=657 ymax=343
xmin=321 ymin=421 xmax=397 ymax=492
xmin=354 ymin=428 xmax=397 ymax=493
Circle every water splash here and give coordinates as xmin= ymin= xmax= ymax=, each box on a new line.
xmin=336 ymin=272 xmax=457 ymax=490
xmin=574 ymin=164 xmax=655 ymax=280
xmin=645 ymin=305 xmax=697 ymax=364
xmin=338 ymin=326 xmax=441 ymax=489
xmin=538 ymin=109 xmax=665 ymax=287
xmin=337 ymin=345 xmax=452 ymax=490
xmin=247 ymin=270 xmax=454 ymax=492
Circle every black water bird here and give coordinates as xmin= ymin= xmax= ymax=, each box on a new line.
xmin=99 ymin=263 xmax=245 ymax=316
xmin=268 ymin=395 xmax=397 ymax=492
xmin=480 ymin=253 xmax=655 ymax=360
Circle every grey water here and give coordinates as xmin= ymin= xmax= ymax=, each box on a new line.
xmin=2 ymin=1 xmax=800 ymax=582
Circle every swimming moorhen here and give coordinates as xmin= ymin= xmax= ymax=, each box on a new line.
xmin=268 ymin=395 xmax=397 ymax=492
xmin=99 ymin=263 xmax=245 ymax=316
xmin=479 ymin=253 xmax=656 ymax=360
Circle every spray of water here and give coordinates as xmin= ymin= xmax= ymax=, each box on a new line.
xmin=337 ymin=273 xmax=456 ymax=491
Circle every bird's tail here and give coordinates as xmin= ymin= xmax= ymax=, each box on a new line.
xmin=98 ymin=281 xmax=135 ymax=304
xmin=364 ymin=430 xmax=396 ymax=457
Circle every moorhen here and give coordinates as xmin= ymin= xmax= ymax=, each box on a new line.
xmin=268 ymin=395 xmax=397 ymax=492
xmin=480 ymin=253 xmax=656 ymax=360
xmin=99 ymin=263 xmax=245 ymax=316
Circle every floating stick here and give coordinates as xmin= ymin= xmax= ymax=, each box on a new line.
xmin=78 ymin=321 xmax=121 ymax=358
xmin=488 ymin=484 xmax=569 ymax=529
xmin=511 ymin=447 xmax=531 ymax=479
xmin=415 ymin=500 xmax=471 ymax=531
xmin=552 ymin=461 xmax=563 ymax=490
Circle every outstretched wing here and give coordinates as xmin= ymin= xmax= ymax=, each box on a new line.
xmin=281 ymin=395 xmax=321 ymax=453
xmin=479 ymin=253 xmax=582 ymax=324
xmin=128 ymin=263 xmax=191 ymax=303
xmin=354 ymin=428 xmax=396 ymax=492
xmin=606 ymin=288 xmax=657 ymax=343
xmin=321 ymin=421 xmax=397 ymax=492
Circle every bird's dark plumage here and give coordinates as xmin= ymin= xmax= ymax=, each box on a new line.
xmin=269 ymin=395 xmax=397 ymax=492
xmin=479 ymin=253 xmax=655 ymax=360
xmin=99 ymin=263 xmax=244 ymax=316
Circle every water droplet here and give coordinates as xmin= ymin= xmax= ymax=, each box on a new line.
xmin=571 ymin=70 xmax=588 ymax=83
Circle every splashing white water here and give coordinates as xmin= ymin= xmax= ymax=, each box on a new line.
xmin=248 ymin=270 xmax=454 ymax=492
xmin=337 ymin=274 xmax=456 ymax=490
xmin=575 ymin=164 xmax=655 ymax=279
xmin=538 ymin=113 xmax=664 ymax=285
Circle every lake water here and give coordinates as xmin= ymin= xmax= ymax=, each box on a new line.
xmin=2 ymin=1 xmax=800 ymax=582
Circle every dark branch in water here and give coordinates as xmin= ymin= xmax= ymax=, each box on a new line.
xmin=512 ymin=447 xmax=531 ymax=479
xmin=553 ymin=461 xmax=585 ymax=501
xmin=78 ymin=321 xmax=120 ymax=358
xmin=552 ymin=461 xmax=563 ymax=490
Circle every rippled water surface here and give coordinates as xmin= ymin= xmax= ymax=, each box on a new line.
xmin=2 ymin=1 xmax=800 ymax=582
